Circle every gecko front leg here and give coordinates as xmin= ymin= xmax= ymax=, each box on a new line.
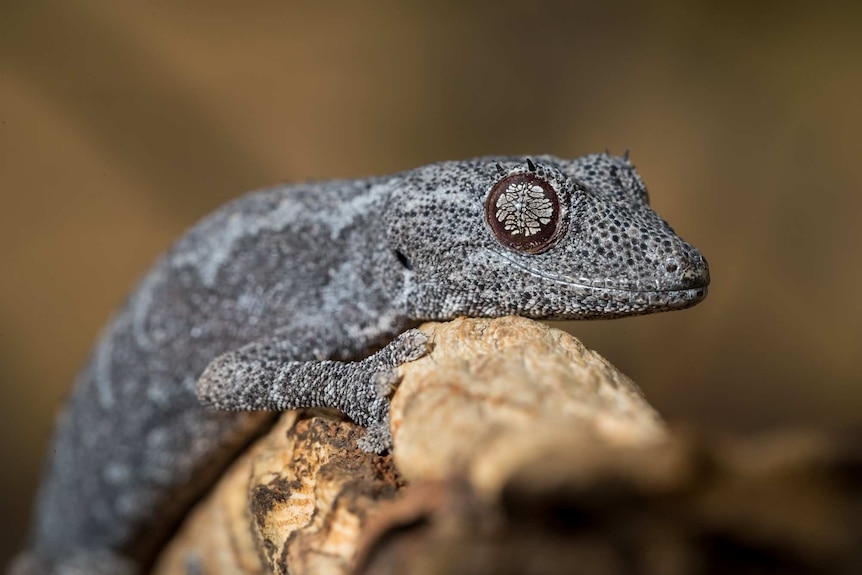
xmin=196 ymin=329 xmax=430 ymax=453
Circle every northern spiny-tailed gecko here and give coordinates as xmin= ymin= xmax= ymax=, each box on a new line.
xmin=14 ymin=154 xmax=709 ymax=574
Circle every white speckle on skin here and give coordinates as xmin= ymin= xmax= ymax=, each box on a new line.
xmin=170 ymin=199 xmax=300 ymax=288
xmin=94 ymin=327 xmax=115 ymax=408
xmin=146 ymin=427 xmax=170 ymax=450
xmin=321 ymin=187 xmax=385 ymax=240
xmin=169 ymin=185 xmax=389 ymax=288
xmin=103 ymin=463 xmax=130 ymax=485
xmin=131 ymin=268 xmax=167 ymax=350
xmin=146 ymin=380 xmax=172 ymax=404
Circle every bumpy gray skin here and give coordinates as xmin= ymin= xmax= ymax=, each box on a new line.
xmin=18 ymin=154 xmax=709 ymax=575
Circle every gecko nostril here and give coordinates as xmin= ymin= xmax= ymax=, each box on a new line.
xmin=663 ymin=249 xmax=710 ymax=289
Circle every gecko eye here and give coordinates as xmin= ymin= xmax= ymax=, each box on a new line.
xmin=485 ymin=172 xmax=562 ymax=254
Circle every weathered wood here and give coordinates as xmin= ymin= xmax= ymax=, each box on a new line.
xmin=152 ymin=318 xmax=861 ymax=574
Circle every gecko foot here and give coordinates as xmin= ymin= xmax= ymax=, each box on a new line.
xmin=350 ymin=329 xmax=430 ymax=451
xmin=356 ymin=418 xmax=393 ymax=453
xmin=366 ymin=328 xmax=430 ymax=398
xmin=380 ymin=328 xmax=431 ymax=365
xmin=372 ymin=370 xmax=400 ymax=398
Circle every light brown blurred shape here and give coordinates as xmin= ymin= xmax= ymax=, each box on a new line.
xmin=1 ymin=1 xmax=860 ymax=566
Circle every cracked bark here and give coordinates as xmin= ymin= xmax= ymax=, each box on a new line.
xmin=152 ymin=317 xmax=862 ymax=575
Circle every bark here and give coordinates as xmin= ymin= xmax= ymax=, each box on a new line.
xmin=152 ymin=317 xmax=862 ymax=575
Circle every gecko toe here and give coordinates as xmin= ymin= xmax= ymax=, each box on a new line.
xmin=372 ymin=370 xmax=401 ymax=398
xmin=356 ymin=419 xmax=392 ymax=453
xmin=391 ymin=328 xmax=431 ymax=363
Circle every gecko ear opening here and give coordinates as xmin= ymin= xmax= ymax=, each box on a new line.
xmin=394 ymin=250 xmax=413 ymax=271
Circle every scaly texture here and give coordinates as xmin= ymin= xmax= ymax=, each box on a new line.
xmin=17 ymin=153 xmax=709 ymax=575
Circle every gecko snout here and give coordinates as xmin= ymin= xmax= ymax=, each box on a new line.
xmin=663 ymin=248 xmax=710 ymax=290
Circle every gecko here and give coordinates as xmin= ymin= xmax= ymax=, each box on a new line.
xmin=13 ymin=153 xmax=709 ymax=575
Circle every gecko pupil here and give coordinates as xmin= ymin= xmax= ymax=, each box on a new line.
xmin=485 ymin=172 xmax=561 ymax=254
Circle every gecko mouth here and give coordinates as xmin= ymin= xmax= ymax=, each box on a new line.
xmin=490 ymin=250 xmax=709 ymax=307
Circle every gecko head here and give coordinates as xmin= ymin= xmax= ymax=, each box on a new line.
xmin=383 ymin=153 xmax=709 ymax=320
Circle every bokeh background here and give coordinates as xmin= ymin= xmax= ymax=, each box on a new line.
xmin=2 ymin=1 xmax=860 ymax=565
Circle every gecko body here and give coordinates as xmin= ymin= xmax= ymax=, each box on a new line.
xmin=17 ymin=154 xmax=709 ymax=574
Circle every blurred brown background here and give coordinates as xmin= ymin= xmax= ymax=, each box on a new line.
xmin=1 ymin=0 xmax=860 ymax=565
